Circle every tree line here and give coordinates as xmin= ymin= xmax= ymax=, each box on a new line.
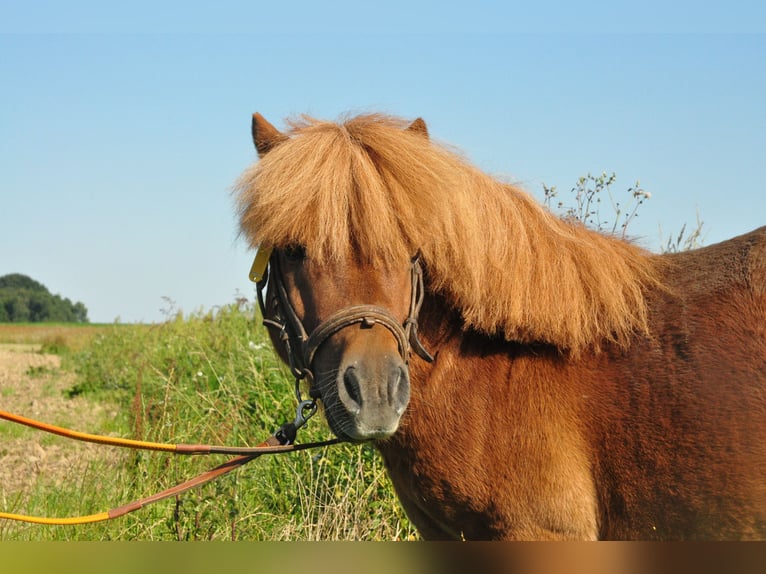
xmin=0 ymin=274 xmax=89 ymax=323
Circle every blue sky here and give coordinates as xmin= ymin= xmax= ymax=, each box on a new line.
xmin=1 ymin=3 xmax=765 ymax=323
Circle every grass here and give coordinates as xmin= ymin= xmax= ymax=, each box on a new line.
xmin=0 ymin=305 xmax=416 ymax=541
xmin=0 ymin=323 xmax=123 ymax=354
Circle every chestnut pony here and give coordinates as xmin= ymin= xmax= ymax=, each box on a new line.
xmin=235 ymin=113 xmax=766 ymax=540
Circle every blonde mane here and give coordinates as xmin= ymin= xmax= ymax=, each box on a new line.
xmin=235 ymin=114 xmax=663 ymax=351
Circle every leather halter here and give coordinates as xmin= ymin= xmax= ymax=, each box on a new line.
xmin=256 ymin=252 xmax=434 ymax=399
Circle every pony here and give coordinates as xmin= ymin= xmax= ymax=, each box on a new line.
xmin=235 ymin=112 xmax=766 ymax=540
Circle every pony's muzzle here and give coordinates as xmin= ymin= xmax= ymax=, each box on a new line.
xmin=336 ymin=358 xmax=410 ymax=440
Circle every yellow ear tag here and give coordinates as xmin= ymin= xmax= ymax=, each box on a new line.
xmin=248 ymin=245 xmax=273 ymax=283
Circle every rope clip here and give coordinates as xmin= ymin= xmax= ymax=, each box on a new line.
xmin=274 ymin=399 xmax=318 ymax=445
xmin=293 ymin=399 xmax=318 ymax=431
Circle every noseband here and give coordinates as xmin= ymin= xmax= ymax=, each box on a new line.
xmin=256 ymin=253 xmax=434 ymax=400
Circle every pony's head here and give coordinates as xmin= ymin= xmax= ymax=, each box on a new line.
xmin=242 ymin=113 xmax=433 ymax=441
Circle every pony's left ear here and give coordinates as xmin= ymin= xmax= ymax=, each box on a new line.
xmin=407 ymin=117 xmax=429 ymax=139
xmin=252 ymin=112 xmax=288 ymax=157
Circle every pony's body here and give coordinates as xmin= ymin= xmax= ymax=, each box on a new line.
xmin=236 ymin=113 xmax=766 ymax=540
xmin=385 ymin=229 xmax=766 ymax=540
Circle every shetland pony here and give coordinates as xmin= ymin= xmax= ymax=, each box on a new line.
xmin=235 ymin=113 xmax=766 ymax=540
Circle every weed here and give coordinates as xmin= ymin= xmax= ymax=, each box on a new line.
xmin=543 ymin=172 xmax=705 ymax=252
xmin=39 ymin=335 xmax=69 ymax=356
xmin=25 ymin=365 xmax=53 ymax=378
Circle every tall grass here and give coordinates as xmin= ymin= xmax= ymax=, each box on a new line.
xmin=1 ymin=304 xmax=415 ymax=540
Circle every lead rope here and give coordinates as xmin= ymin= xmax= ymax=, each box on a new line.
xmin=0 ymin=405 xmax=340 ymax=525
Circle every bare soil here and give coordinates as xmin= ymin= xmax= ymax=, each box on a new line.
xmin=0 ymin=344 xmax=119 ymax=497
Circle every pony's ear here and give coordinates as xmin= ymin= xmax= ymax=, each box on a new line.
xmin=406 ymin=117 xmax=429 ymax=139
xmin=252 ymin=112 xmax=288 ymax=157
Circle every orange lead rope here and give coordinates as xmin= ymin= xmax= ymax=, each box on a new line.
xmin=0 ymin=407 xmax=339 ymax=525
xmin=0 ymin=409 xmax=177 ymax=452
xmin=0 ymin=453 xmax=261 ymax=525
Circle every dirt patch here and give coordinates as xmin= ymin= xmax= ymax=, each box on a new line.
xmin=0 ymin=344 xmax=120 ymax=496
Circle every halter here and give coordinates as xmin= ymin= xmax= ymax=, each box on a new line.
xmin=255 ymin=252 xmax=434 ymax=404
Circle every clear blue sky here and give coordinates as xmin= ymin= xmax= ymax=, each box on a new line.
xmin=1 ymin=2 xmax=764 ymax=323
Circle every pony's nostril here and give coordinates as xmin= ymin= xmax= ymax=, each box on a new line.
xmin=343 ymin=366 xmax=363 ymax=412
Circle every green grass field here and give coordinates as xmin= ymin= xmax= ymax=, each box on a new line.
xmin=0 ymin=307 xmax=415 ymax=540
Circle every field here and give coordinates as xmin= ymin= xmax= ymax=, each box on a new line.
xmin=0 ymin=308 xmax=415 ymax=540
xmin=0 ymin=323 xmax=117 ymax=352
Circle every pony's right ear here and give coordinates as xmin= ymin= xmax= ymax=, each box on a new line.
xmin=252 ymin=112 xmax=288 ymax=157
xmin=406 ymin=117 xmax=429 ymax=139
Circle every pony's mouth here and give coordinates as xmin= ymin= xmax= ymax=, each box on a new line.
xmin=324 ymin=407 xmax=403 ymax=443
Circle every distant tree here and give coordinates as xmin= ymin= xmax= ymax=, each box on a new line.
xmin=3 ymin=294 xmax=30 ymax=322
xmin=0 ymin=274 xmax=89 ymax=323
xmin=72 ymin=301 xmax=88 ymax=323
xmin=0 ymin=273 xmax=47 ymax=291
xmin=28 ymin=291 xmax=51 ymax=322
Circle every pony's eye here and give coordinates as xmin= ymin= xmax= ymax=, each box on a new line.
xmin=283 ymin=244 xmax=307 ymax=261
